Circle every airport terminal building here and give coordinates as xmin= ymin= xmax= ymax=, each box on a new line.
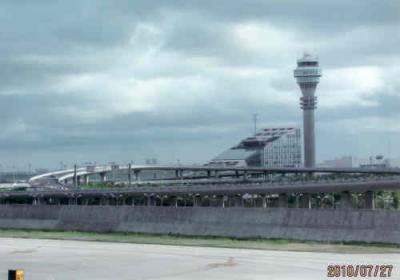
xmin=208 ymin=127 xmax=302 ymax=168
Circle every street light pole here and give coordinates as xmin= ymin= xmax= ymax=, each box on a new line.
xmin=128 ymin=163 xmax=132 ymax=187
xmin=73 ymin=164 xmax=77 ymax=188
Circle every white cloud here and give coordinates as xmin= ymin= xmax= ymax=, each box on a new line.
xmin=319 ymin=66 xmax=384 ymax=108
xmin=325 ymin=115 xmax=400 ymax=134
xmin=233 ymin=22 xmax=296 ymax=53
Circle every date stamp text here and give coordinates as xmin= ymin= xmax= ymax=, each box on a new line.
xmin=327 ymin=265 xmax=393 ymax=278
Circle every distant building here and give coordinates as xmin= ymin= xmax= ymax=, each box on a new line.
xmin=389 ymin=158 xmax=400 ymax=168
xmin=358 ymin=155 xmax=390 ymax=169
xmin=207 ymin=127 xmax=302 ymax=168
xmin=319 ymin=156 xmax=353 ymax=168
xmin=145 ymin=158 xmax=158 ymax=165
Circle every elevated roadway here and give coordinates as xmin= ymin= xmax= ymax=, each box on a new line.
xmin=4 ymin=165 xmax=396 ymax=210
xmin=7 ymin=176 xmax=400 ymax=199
xmin=29 ymin=164 xmax=400 ymax=186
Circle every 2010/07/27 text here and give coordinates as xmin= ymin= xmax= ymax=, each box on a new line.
xmin=327 ymin=265 xmax=393 ymax=278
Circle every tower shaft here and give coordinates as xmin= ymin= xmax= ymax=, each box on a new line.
xmin=299 ymin=83 xmax=317 ymax=168
xmin=302 ymin=109 xmax=315 ymax=168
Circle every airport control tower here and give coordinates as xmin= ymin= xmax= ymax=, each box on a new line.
xmin=294 ymin=53 xmax=322 ymax=168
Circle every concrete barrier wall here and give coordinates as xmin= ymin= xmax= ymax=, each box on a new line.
xmin=0 ymin=205 xmax=399 ymax=244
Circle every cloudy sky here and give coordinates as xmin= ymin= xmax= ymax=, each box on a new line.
xmin=1 ymin=0 xmax=399 ymax=170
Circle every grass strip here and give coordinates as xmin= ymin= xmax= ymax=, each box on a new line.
xmin=0 ymin=229 xmax=399 ymax=254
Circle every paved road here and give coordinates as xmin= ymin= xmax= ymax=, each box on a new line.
xmin=0 ymin=238 xmax=398 ymax=280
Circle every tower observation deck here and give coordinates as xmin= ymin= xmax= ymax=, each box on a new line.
xmin=294 ymin=53 xmax=322 ymax=168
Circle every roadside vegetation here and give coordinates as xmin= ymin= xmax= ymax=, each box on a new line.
xmin=0 ymin=229 xmax=398 ymax=253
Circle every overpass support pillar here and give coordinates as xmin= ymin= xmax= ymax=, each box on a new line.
xmin=33 ymin=197 xmax=40 ymax=205
xmin=210 ymin=195 xmax=217 ymax=207
xmin=278 ymin=193 xmax=288 ymax=208
xmin=160 ymin=195 xmax=166 ymax=206
xmin=56 ymin=197 xmax=62 ymax=205
xmin=193 ymin=196 xmax=202 ymax=207
xmin=254 ymin=195 xmax=265 ymax=208
xmin=117 ymin=195 xmax=126 ymax=205
xmin=262 ymin=196 xmax=268 ymax=208
xmin=68 ymin=196 xmax=77 ymax=205
xmin=40 ymin=197 xmax=47 ymax=205
xmin=211 ymin=195 xmax=224 ymax=207
xmin=169 ymin=196 xmax=178 ymax=207
xmin=299 ymin=194 xmax=311 ymax=208
xmin=100 ymin=196 xmax=109 ymax=205
xmin=81 ymin=197 xmax=89 ymax=205
xmin=232 ymin=195 xmax=243 ymax=207
xmin=222 ymin=195 xmax=229 ymax=208
xmin=100 ymin=172 xmax=107 ymax=183
xmin=146 ymin=195 xmax=156 ymax=207
xmin=364 ymin=191 xmax=375 ymax=210
xmin=339 ymin=191 xmax=353 ymax=209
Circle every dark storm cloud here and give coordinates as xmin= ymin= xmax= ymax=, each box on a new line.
xmin=103 ymin=0 xmax=400 ymax=32
xmin=185 ymin=0 xmax=399 ymax=26
xmin=0 ymin=0 xmax=399 ymax=169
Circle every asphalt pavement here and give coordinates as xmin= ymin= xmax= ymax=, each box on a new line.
xmin=0 ymin=238 xmax=398 ymax=280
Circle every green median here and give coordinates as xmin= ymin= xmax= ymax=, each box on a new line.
xmin=0 ymin=229 xmax=399 ymax=253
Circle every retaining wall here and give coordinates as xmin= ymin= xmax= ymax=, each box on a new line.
xmin=0 ymin=205 xmax=399 ymax=244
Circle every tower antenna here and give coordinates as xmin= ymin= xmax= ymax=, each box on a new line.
xmin=253 ymin=113 xmax=258 ymax=135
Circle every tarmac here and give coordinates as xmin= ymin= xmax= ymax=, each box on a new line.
xmin=0 ymin=238 xmax=398 ymax=280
